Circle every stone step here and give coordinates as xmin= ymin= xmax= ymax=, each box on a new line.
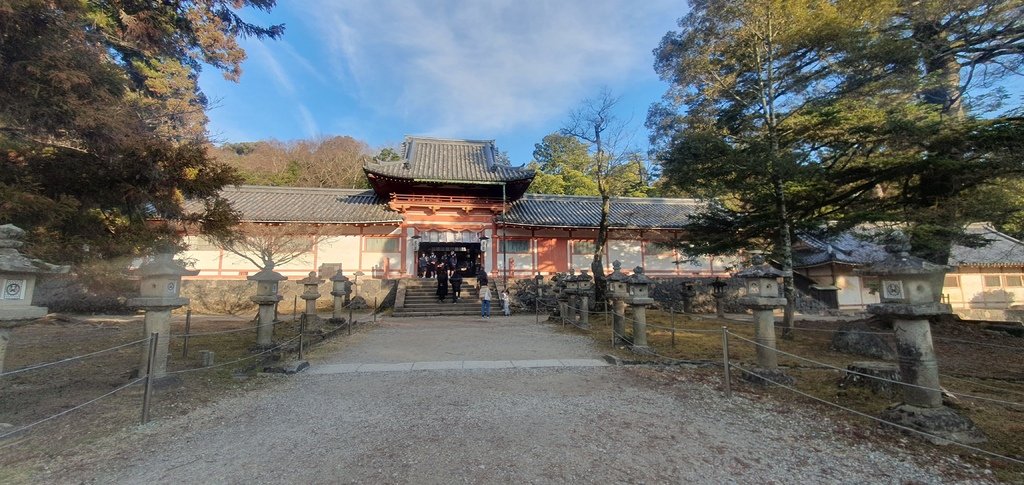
xmin=391 ymin=310 xmax=487 ymax=317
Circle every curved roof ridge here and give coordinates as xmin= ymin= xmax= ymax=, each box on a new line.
xmin=405 ymin=135 xmax=496 ymax=145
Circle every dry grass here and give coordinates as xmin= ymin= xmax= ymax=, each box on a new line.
xmin=0 ymin=311 xmax=363 ymax=480
xmin=552 ymin=308 xmax=1024 ymax=482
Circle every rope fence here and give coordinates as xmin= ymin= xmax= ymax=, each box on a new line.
xmin=0 ymin=337 xmax=152 ymax=378
xmin=726 ymin=331 xmax=1024 ymax=409
xmin=0 ymin=305 xmax=369 ymax=445
xmin=727 ymin=362 xmax=1024 ymax=466
xmin=0 ymin=376 xmax=148 ymax=442
xmin=538 ymin=294 xmax=1024 ymax=466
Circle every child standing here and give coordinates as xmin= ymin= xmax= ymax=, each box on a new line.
xmin=500 ymin=290 xmax=510 ymax=316
xmin=480 ymin=284 xmax=492 ymax=318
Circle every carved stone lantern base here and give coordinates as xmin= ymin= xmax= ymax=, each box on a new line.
xmin=881 ymin=404 xmax=987 ymax=445
xmin=630 ymin=344 xmax=653 ymax=355
xmin=740 ymin=367 xmax=795 ymax=386
xmin=349 ymin=296 xmax=368 ymax=310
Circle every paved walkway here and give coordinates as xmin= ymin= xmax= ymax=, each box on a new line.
xmin=62 ymin=314 xmax=972 ymax=484
xmin=309 ymin=358 xmax=608 ymax=374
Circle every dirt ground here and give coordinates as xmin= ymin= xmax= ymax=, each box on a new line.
xmin=574 ymin=309 xmax=1024 ymax=481
xmin=1 ymin=309 xmax=1021 ymax=482
xmin=0 ymin=310 xmax=372 ymax=482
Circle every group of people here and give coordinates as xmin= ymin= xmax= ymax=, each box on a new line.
xmin=434 ymin=266 xmax=509 ymax=318
xmin=418 ymin=251 xmax=476 ymax=279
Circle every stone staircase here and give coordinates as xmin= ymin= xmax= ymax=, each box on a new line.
xmin=392 ymin=277 xmax=496 ymax=317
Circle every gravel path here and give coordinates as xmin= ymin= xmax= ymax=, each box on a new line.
xmin=62 ymin=315 xmax=987 ymax=484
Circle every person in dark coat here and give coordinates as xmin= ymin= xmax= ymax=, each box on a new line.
xmin=417 ymin=254 xmax=427 ymax=278
xmin=476 ymin=267 xmax=488 ymax=287
xmin=450 ymin=271 xmax=463 ymax=303
xmin=426 ymin=253 xmax=437 ymax=278
xmin=436 ymin=263 xmax=448 ymax=303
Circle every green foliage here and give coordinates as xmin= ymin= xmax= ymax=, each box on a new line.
xmin=650 ymin=0 xmax=1024 ymax=266
xmin=0 ymin=0 xmax=283 ymax=264
xmin=527 ymin=132 xmax=649 ymax=197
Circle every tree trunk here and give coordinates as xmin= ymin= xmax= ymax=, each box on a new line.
xmin=592 ymin=193 xmax=611 ymax=305
xmin=772 ymin=175 xmax=796 ymax=339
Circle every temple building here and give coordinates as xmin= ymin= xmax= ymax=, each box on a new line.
xmin=181 ymin=135 xmax=1024 ymax=319
xmin=183 ymin=136 xmax=735 ymax=283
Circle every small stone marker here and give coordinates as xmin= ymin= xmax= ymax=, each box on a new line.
xmin=199 ymin=350 xmax=215 ymax=367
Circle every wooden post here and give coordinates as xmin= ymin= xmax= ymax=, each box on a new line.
xmin=293 ymin=295 xmax=298 ymax=323
xmin=671 ymin=309 xmax=677 ymax=349
xmin=141 ymin=332 xmax=158 ymax=425
xmin=181 ymin=308 xmax=192 ymax=358
xmin=298 ymin=315 xmax=305 ymax=360
xmin=722 ymin=326 xmax=731 ymax=398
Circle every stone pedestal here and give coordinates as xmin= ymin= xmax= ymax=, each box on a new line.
xmin=752 ymin=307 xmax=779 ymax=369
xmin=329 ymin=269 xmax=351 ymax=323
xmin=566 ymin=294 xmax=577 ymax=325
xmin=0 ymin=224 xmax=68 ymax=373
xmin=612 ymin=299 xmax=628 ymax=345
xmin=734 ymin=253 xmax=791 ymax=385
xmin=681 ymin=284 xmax=695 ymax=314
xmin=714 ymin=295 xmax=725 ymax=318
xmin=578 ymin=294 xmax=590 ymax=329
xmin=128 ymin=253 xmax=197 ymax=379
xmin=299 ymin=271 xmax=323 ymax=324
xmin=0 ymin=328 xmax=10 ymax=374
xmin=857 ymin=234 xmax=986 ymax=444
xmin=138 ymin=308 xmax=172 ymax=377
xmin=626 ymin=266 xmax=655 ymax=355
xmin=893 ymin=318 xmax=942 ymax=408
xmin=630 ymin=304 xmax=652 ymax=354
xmin=248 ymin=266 xmax=286 ymax=349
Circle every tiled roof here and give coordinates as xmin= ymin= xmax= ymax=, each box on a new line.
xmin=950 ymin=223 xmax=1024 ymax=266
xmin=793 ymin=232 xmax=887 ymax=267
xmin=795 ymin=223 xmax=1024 ymax=268
xmin=363 ymin=136 xmax=534 ymax=183
xmin=189 ymin=185 xmax=402 ymax=224
xmin=500 ymin=194 xmax=702 ymax=229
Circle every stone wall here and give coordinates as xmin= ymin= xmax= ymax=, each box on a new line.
xmin=181 ymin=278 xmax=395 ymax=315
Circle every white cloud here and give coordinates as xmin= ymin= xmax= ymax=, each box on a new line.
xmin=250 ymin=40 xmax=295 ymax=95
xmin=297 ymin=104 xmax=319 ymax=138
xmin=305 ymin=0 xmax=680 ymax=136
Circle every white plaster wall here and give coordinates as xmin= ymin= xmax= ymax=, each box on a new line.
xmin=644 ymin=247 xmax=678 ymax=272
xmin=608 ymin=240 xmax=642 ymax=270
xmin=316 ymin=236 xmax=361 ymax=273
xmin=835 ymin=274 xmax=873 ymax=308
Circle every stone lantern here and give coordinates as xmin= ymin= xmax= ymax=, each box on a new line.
xmin=734 ymin=251 xmax=790 ymax=384
xmin=248 ymin=264 xmax=286 ymax=348
xmin=710 ymin=277 xmax=728 ymax=318
xmin=607 ymin=261 xmax=630 ymax=345
xmin=563 ymin=269 xmax=579 ymax=325
xmin=0 ymin=225 xmax=68 ymax=373
xmin=128 ymin=253 xmax=198 ymax=378
xmin=577 ymin=270 xmax=593 ymax=329
xmin=350 ymin=270 xmax=367 ymax=309
xmin=856 ymin=233 xmax=986 ymax=443
xmin=552 ymin=272 xmax=568 ymax=320
xmin=626 ymin=266 xmax=654 ymax=354
xmin=299 ymin=271 xmax=323 ymax=324
xmin=329 ymin=268 xmax=351 ymax=323
xmin=681 ymin=282 xmax=696 ymax=314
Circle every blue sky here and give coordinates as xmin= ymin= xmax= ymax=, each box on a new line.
xmin=197 ymin=0 xmax=685 ymax=165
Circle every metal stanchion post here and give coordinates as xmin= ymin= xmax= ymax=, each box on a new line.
xmin=293 ymin=295 xmax=298 ymax=323
xmin=722 ymin=326 xmax=731 ymax=398
xmin=182 ymin=308 xmax=192 ymax=358
xmin=141 ymin=332 xmax=158 ymax=425
xmin=298 ymin=315 xmax=305 ymax=360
